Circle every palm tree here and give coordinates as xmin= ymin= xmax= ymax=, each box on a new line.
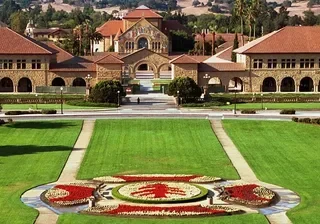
xmin=252 ymin=0 xmax=260 ymax=39
xmin=234 ymin=0 xmax=246 ymax=35
xmin=246 ymin=2 xmax=255 ymax=41
xmin=88 ymin=27 xmax=103 ymax=55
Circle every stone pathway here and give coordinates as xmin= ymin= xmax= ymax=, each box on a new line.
xmin=21 ymin=120 xmax=95 ymax=224
xmin=210 ymin=120 xmax=300 ymax=224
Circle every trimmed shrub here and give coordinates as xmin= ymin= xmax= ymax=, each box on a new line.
xmin=280 ymin=109 xmax=296 ymax=114
xmin=41 ymin=109 xmax=57 ymax=114
xmin=66 ymin=100 xmax=117 ymax=108
xmin=0 ymin=119 xmax=5 ymax=125
xmin=5 ymin=111 xmax=42 ymax=115
xmin=7 ymin=118 xmax=13 ymax=123
xmin=0 ymin=104 xmax=2 ymax=112
xmin=241 ymin=109 xmax=256 ymax=114
xmin=292 ymin=117 xmax=299 ymax=122
xmin=299 ymin=118 xmax=311 ymax=123
xmin=183 ymin=101 xmax=225 ymax=107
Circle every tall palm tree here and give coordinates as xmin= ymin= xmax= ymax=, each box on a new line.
xmin=88 ymin=27 xmax=103 ymax=55
xmin=246 ymin=2 xmax=255 ymax=41
xmin=234 ymin=0 xmax=246 ymax=35
xmin=252 ymin=0 xmax=260 ymax=39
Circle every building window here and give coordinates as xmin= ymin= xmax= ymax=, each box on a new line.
xmin=0 ymin=60 xmax=2 ymax=69
xmin=281 ymin=59 xmax=296 ymax=68
xmin=152 ymin=42 xmax=161 ymax=51
xmin=3 ymin=60 xmax=12 ymax=69
xmin=32 ymin=59 xmax=41 ymax=69
xmin=125 ymin=41 xmax=134 ymax=51
xmin=17 ymin=59 xmax=26 ymax=69
xmin=253 ymin=59 xmax=263 ymax=68
xmin=300 ymin=59 xmax=314 ymax=68
xmin=267 ymin=59 xmax=277 ymax=68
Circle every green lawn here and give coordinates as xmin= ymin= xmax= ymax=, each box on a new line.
xmin=219 ymin=102 xmax=320 ymax=110
xmin=1 ymin=104 xmax=102 ymax=110
xmin=59 ymin=119 xmax=268 ymax=224
xmin=222 ymin=120 xmax=320 ymax=224
xmin=77 ymin=119 xmax=239 ymax=179
xmin=0 ymin=120 xmax=82 ymax=224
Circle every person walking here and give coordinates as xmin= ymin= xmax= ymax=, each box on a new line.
xmin=137 ymin=97 xmax=140 ymax=104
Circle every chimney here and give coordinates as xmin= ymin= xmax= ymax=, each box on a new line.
xmin=211 ymin=32 xmax=215 ymax=55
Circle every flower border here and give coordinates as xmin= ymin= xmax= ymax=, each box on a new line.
xmin=112 ymin=182 xmax=209 ymax=204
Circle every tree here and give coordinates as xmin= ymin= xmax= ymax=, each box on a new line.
xmin=231 ymin=33 xmax=239 ymax=62
xmin=89 ymin=80 xmax=125 ymax=104
xmin=303 ymin=10 xmax=317 ymax=25
xmin=9 ymin=11 xmax=28 ymax=33
xmin=0 ymin=0 xmax=20 ymax=24
xmin=170 ymin=30 xmax=194 ymax=52
xmin=234 ymin=0 xmax=246 ymax=35
xmin=168 ymin=77 xmax=202 ymax=103
xmin=192 ymin=0 xmax=200 ymax=7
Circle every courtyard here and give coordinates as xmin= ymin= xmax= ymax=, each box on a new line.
xmin=0 ymin=118 xmax=317 ymax=223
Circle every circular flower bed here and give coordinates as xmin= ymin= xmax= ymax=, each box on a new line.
xmin=94 ymin=174 xmax=221 ymax=183
xmin=218 ymin=184 xmax=276 ymax=207
xmin=43 ymin=184 xmax=96 ymax=206
xmin=84 ymin=204 xmax=243 ymax=217
xmin=112 ymin=182 xmax=208 ymax=203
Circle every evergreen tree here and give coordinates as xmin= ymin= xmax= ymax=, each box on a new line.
xmin=231 ymin=33 xmax=239 ymax=62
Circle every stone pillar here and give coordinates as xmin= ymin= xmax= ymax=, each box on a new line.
xmin=14 ymin=85 xmax=17 ymax=92
xmin=277 ymin=85 xmax=281 ymax=92
xmin=295 ymin=85 xmax=299 ymax=92
xmin=314 ymin=84 xmax=318 ymax=92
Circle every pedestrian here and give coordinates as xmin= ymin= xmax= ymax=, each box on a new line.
xmin=137 ymin=97 xmax=140 ymax=104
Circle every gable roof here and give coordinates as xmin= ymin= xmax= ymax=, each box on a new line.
xmin=170 ymin=54 xmax=200 ymax=64
xmin=97 ymin=20 xmax=123 ymax=37
xmin=44 ymin=42 xmax=74 ymax=63
xmin=114 ymin=28 xmax=123 ymax=41
xmin=123 ymin=6 xmax=162 ymax=19
xmin=95 ymin=54 xmax=124 ymax=64
xmin=0 ymin=27 xmax=56 ymax=55
xmin=234 ymin=26 xmax=320 ymax=54
xmin=121 ymin=47 xmax=169 ymax=60
xmin=198 ymin=63 xmax=246 ymax=72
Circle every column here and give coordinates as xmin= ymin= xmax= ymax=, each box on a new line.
xmin=14 ymin=85 xmax=18 ymax=93
xmin=277 ymin=85 xmax=281 ymax=92
xmin=314 ymin=84 xmax=318 ymax=92
xmin=295 ymin=85 xmax=299 ymax=92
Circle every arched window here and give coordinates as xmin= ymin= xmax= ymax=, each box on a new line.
xmin=138 ymin=37 xmax=148 ymax=49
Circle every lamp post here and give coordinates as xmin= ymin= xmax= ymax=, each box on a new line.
xmin=234 ymin=89 xmax=237 ymax=114
xmin=60 ymin=87 xmax=63 ymax=114
xmin=35 ymin=93 xmax=38 ymax=110
xmin=117 ymin=90 xmax=120 ymax=107
xmin=261 ymin=93 xmax=264 ymax=110
xmin=177 ymin=90 xmax=180 ymax=106
xmin=85 ymin=74 xmax=92 ymax=96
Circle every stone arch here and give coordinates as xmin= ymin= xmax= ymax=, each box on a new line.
xmin=299 ymin=76 xmax=314 ymax=92
xmin=228 ymin=77 xmax=243 ymax=92
xmin=158 ymin=63 xmax=172 ymax=79
xmin=262 ymin=77 xmax=276 ymax=92
xmin=133 ymin=60 xmax=157 ymax=79
xmin=137 ymin=37 xmax=149 ymax=49
xmin=72 ymin=77 xmax=86 ymax=87
xmin=18 ymin=77 xmax=32 ymax=92
xmin=208 ymin=77 xmax=224 ymax=93
xmin=0 ymin=77 xmax=13 ymax=92
xmin=281 ymin=77 xmax=295 ymax=92
xmin=52 ymin=77 xmax=66 ymax=86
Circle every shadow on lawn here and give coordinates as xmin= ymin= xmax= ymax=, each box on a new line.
xmin=0 ymin=145 xmax=73 ymax=157
xmin=4 ymin=121 xmax=77 ymax=129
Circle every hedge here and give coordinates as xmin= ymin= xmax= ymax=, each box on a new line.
xmin=66 ymin=100 xmax=117 ymax=108
xmin=241 ymin=109 xmax=256 ymax=114
xmin=280 ymin=109 xmax=296 ymax=114
xmin=292 ymin=117 xmax=320 ymax=125
xmin=0 ymin=119 xmax=5 ymax=125
xmin=4 ymin=109 xmax=56 ymax=115
xmin=183 ymin=102 xmax=225 ymax=107
xmin=41 ymin=109 xmax=57 ymax=114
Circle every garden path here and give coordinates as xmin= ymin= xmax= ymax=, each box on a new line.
xmin=22 ymin=120 xmax=95 ymax=224
xmin=210 ymin=120 xmax=297 ymax=224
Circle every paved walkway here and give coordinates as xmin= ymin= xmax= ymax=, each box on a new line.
xmin=210 ymin=120 xmax=300 ymax=224
xmin=21 ymin=120 xmax=95 ymax=224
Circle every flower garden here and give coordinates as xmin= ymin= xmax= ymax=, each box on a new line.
xmin=41 ymin=174 xmax=277 ymax=218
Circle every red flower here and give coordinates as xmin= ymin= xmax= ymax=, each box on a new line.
xmin=49 ymin=185 xmax=95 ymax=203
xmin=104 ymin=204 xmax=229 ymax=215
xmin=131 ymin=183 xmax=186 ymax=198
xmin=113 ymin=175 xmax=200 ymax=182
xmin=224 ymin=184 xmax=271 ymax=202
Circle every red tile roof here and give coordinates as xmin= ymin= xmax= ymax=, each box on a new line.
xmin=97 ymin=20 xmax=123 ymax=37
xmin=44 ymin=42 xmax=74 ymax=63
xmin=235 ymin=26 xmax=320 ymax=54
xmin=123 ymin=8 xmax=162 ymax=19
xmin=95 ymin=54 xmax=124 ymax=64
xmin=170 ymin=54 xmax=199 ymax=64
xmin=49 ymin=57 xmax=96 ymax=72
xmin=195 ymin=33 xmax=248 ymax=45
xmin=198 ymin=63 xmax=246 ymax=72
xmin=0 ymin=27 xmax=55 ymax=55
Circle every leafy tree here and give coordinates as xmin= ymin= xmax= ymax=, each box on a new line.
xmin=89 ymin=80 xmax=125 ymax=104
xmin=192 ymin=0 xmax=200 ymax=7
xmin=9 ymin=11 xmax=28 ymax=33
xmin=0 ymin=0 xmax=20 ymax=24
xmin=303 ymin=10 xmax=317 ymax=25
xmin=168 ymin=77 xmax=202 ymax=103
xmin=170 ymin=30 xmax=194 ymax=52
xmin=231 ymin=33 xmax=239 ymax=62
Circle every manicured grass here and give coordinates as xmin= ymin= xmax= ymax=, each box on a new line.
xmin=0 ymin=121 xmax=82 ymax=224
xmin=1 ymin=104 xmax=102 ymax=110
xmin=77 ymin=119 xmax=239 ymax=179
xmin=0 ymin=94 xmax=84 ymax=99
xmin=219 ymin=102 xmax=320 ymax=110
xmin=58 ymin=213 xmax=267 ymax=224
xmin=222 ymin=120 xmax=320 ymax=224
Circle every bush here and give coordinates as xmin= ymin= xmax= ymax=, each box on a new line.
xmin=0 ymin=119 xmax=5 ymax=125
xmin=280 ymin=109 xmax=296 ymax=114
xmin=89 ymin=80 xmax=125 ymax=104
xmin=168 ymin=77 xmax=202 ymax=103
xmin=41 ymin=109 xmax=57 ymax=114
xmin=183 ymin=101 xmax=225 ymax=107
xmin=0 ymin=104 xmax=2 ymax=112
xmin=5 ymin=111 xmax=42 ymax=115
xmin=7 ymin=118 xmax=13 ymax=123
xmin=241 ymin=109 xmax=256 ymax=114
xmin=299 ymin=118 xmax=311 ymax=123
xmin=292 ymin=117 xmax=299 ymax=122
xmin=311 ymin=118 xmax=320 ymax=124
xmin=66 ymin=100 xmax=117 ymax=108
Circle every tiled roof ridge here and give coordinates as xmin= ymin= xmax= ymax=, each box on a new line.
xmin=120 ymin=48 xmax=170 ymax=60
xmin=3 ymin=27 xmax=54 ymax=54
xmin=46 ymin=41 xmax=74 ymax=58
xmin=169 ymin=54 xmax=200 ymax=64
xmin=94 ymin=54 xmax=124 ymax=64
